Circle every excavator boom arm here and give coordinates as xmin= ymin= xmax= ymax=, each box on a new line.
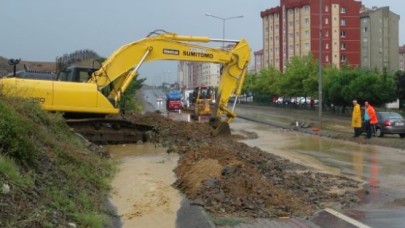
xmin=90 ymin=32 xmax=250 ymax=123
xmin=0 ymin=31 xmax=250 ymax=125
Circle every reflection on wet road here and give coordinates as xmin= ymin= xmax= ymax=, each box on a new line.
xmin=232 ymin=118 xmax=405 ymax=228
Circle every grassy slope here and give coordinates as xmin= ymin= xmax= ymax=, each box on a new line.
xmin=0 ymin=97 xmax=116 ymax=227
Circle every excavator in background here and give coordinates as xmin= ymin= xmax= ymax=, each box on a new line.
xmin=190 ymin=86 xmax=215 ymax=120
xmin=0 ymin=30 xmax=251 ymax=141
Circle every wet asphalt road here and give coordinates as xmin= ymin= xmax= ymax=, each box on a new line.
xmin=234 ymin=107 xmax=405 ymax=228
xmin=140 ymin=89 xmax=405 ymax=227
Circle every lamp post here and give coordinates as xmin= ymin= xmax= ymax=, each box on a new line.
xmin=204 ymin=13 xmax=243 ymax=47
xmin=318 ymin=0 xmax=323 ymax=128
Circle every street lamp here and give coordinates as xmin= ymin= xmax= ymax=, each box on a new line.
xmin=318 ymin=0 xmax=323 ymax=128
xmin=205 ymin=13 xmax=243 ymax=47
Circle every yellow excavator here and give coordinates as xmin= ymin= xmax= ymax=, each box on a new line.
xmin=190 ymin=86 xmax=215 ymax=119
xmin=0 ymin=30 xmax=250 ymax=140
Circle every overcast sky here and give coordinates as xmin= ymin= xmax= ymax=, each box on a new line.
xmin=1 ymin=0 xmax=404 ymax=85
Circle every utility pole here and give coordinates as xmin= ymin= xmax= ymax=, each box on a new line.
xmin=318 ymin=0 xmax=323 ymax=128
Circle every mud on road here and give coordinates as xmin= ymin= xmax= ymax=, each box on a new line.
xmin=124 ymin=111 xmax=362 ymax=221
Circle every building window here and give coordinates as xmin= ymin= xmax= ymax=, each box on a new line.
xmin=325 ymin=18 xmax=329 ymax=25
xmin=341 ymin=43 xmax=346 ymax=50
xmin=364 ymin=27 xmax=368 ymax=32
xmin=304 ymin=5 xmax=309 ymax=12
xmin=325 ymin=5 xmax=329 ymax=12
xmin=305 ymin=30 xmax=309 ymax=37
xmin=340 ymin=19 xmax=346 ymax=26
xmin=340 ymin=55 xmax=347 ymax=62
xmin=325 ymin=55 xmax=329 ymax=62
xmin=305 ymin=18 xmax=309 ymax=24
xmin=340 ymin=31 xmax=346 ymax=37
xmin=326 ymin=43 xmax=329 ymax=49
xmin=341 ymin=7 xmax=346 ymax=14
xmin=325 ymin=30 xmax=329 ymax=37
xmin=305 ymin=43 xmax=309 ymax=49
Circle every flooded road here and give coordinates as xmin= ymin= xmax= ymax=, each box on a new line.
xmin=231 ymin=118 xmax=405 ymax=227
xmin=108 ymin=144 xmax=181 ymax=228
xmin=128 ymin=88 xmax=405 ymax=227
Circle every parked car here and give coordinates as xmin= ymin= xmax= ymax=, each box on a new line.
xmin=365 ymin=112 xmax=405 ymax=138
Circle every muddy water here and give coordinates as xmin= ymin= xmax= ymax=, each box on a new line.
xmin=107 ymin=144 xmax=181 ymax=228
xmin=232 ymin=118 xmax=405 ymax=227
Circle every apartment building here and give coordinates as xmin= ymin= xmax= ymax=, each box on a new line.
xmin=360 ymin=6 xmax=400 ymax=72
xmin=400 ymin=45 xmax=405 ymax=71
xmin=254 ymin=49 xmax=264 ymax=73
xmin=260 ymin=0 xmax=361 ymax=71
xmin=177 ymin=61 xmax=220 ymax=89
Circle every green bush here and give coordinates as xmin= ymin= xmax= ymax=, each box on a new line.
xmin=0 ymin=99 xmax=39 ymax=167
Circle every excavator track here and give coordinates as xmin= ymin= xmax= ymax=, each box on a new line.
xmin=66 ymin=118 xmax=156 ymax=145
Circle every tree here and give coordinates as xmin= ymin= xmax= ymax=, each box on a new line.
xmin=278 ymin=55 xmax=318 ymax=97
xmin=246 ymin=66 xmax=280 ymax=96
xmin=241 ymin=72 xmax=256 ymax=95
xmin=346 ymin=69 xmax=396 ymax=106
xmin=323 ymin=67 xmax=396 ymax=109
xmin=395 ymin=70 xmax=405 ymax=108
xmin=251 ymin=65 xmax=281 ymax=96
xmin=119 ymin=77 xmax=146 ymax=112
xmin=55 ymin=49 xmax=100 ymax=72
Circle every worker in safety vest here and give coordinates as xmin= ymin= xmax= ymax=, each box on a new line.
xmin=364 ymin=101 xmax=378 ymax=139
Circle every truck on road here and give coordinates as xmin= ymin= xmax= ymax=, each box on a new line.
xmin=166 ymin=90 xmax=182 ymax=111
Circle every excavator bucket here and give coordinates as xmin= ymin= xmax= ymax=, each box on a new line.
xmin=209 ymin=118 xmax=231 ymax=136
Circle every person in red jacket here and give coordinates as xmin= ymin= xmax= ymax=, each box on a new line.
xmin=364 ymin=101 xmax=378 ymax=139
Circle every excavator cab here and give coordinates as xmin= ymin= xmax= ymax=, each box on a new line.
xmin=57 ymin=66 xmax=97 ymax=83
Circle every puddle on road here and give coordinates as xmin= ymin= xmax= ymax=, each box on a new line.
xmin=231 ymin=119 xmax=405 ymax=190
xmin=107 ymin=144 xmax=181 ymax=228
xmin=232 ymin=118 xmax=405 ymax=227
xmin=232 ymin=118 xmax=405 ymax=200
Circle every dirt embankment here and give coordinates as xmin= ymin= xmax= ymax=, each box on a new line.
xmin=125 ymin=111 xmax=361 ymax=220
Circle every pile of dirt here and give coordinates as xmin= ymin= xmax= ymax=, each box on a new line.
xmin=125 ymin=111 xmax=362 ymax=219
